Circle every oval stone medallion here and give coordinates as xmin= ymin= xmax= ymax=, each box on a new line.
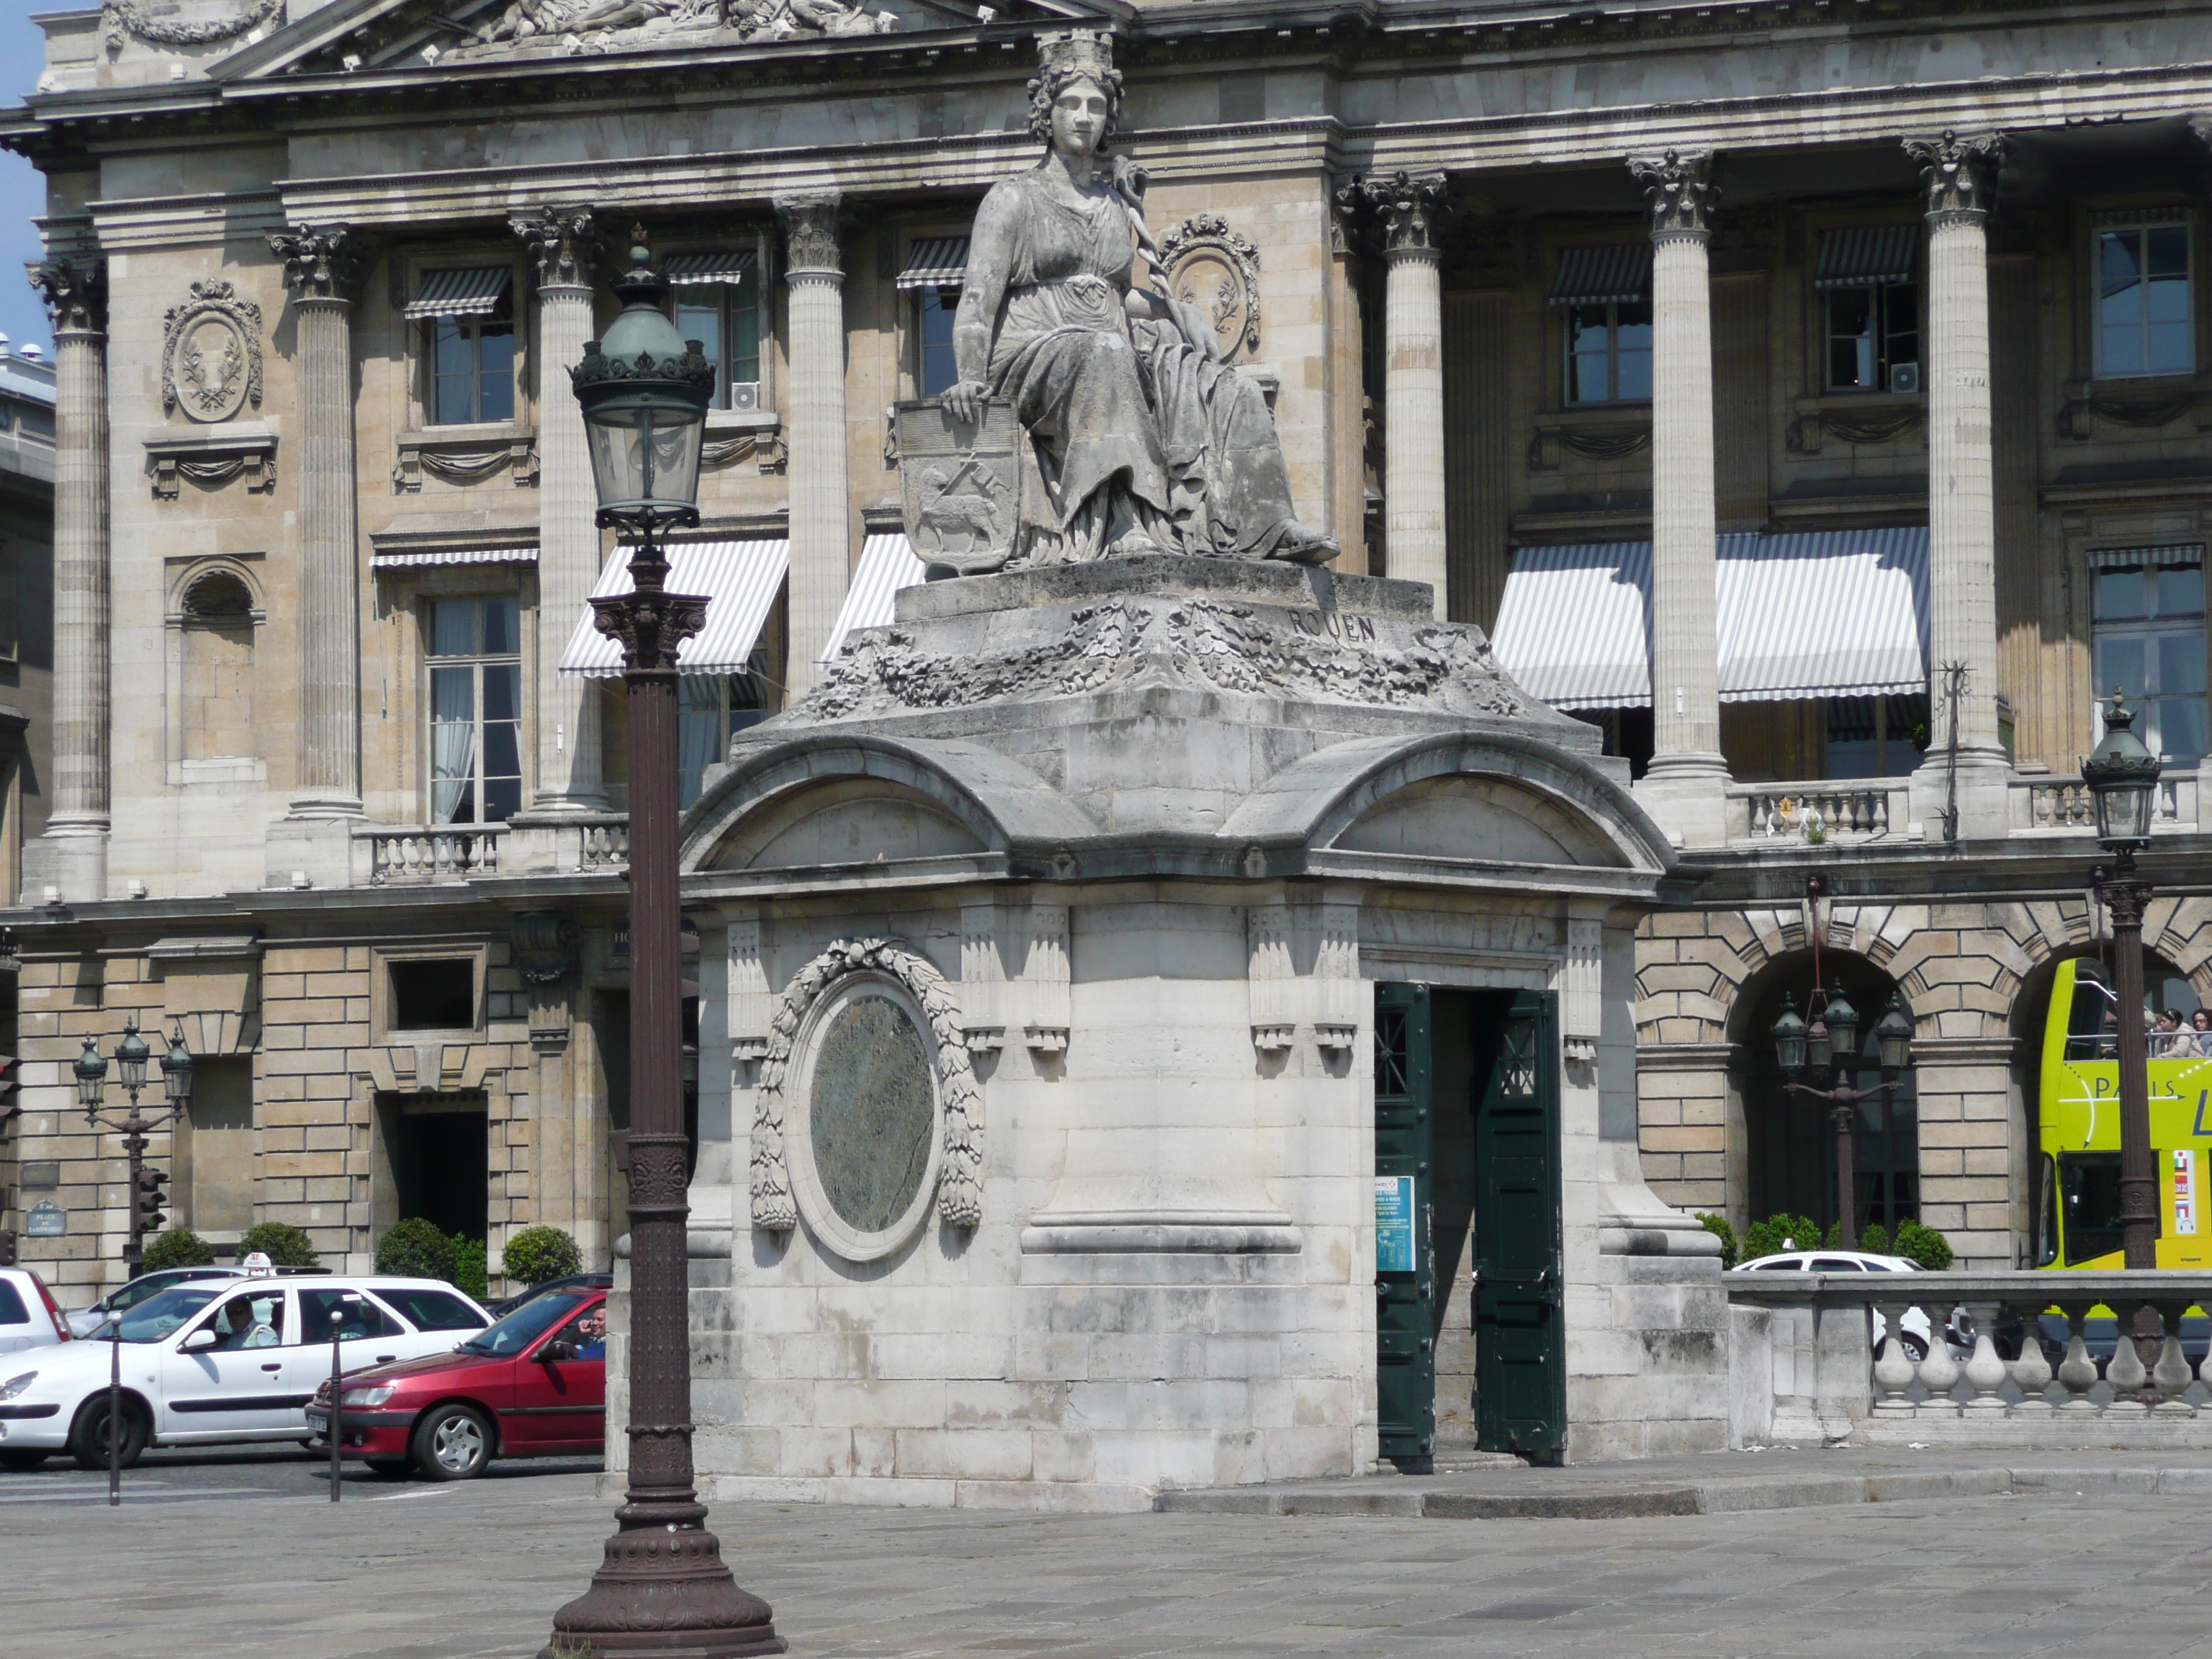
xmin=808 ymin=992 xmax=935 ymax=1234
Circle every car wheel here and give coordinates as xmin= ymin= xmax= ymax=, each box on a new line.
xmin=68 ymin=1395 xmax=149 ymax=1472
xmin=364 ymin=1457 xmax=412 ymax=1478
xmin=412 ymin=1404 xmax=493 ymax=1482
xmin=0 ymin=1448 xmax=50 ymax=1471
xmin=1898 ymin=1331 xmax=1930 ymax=1364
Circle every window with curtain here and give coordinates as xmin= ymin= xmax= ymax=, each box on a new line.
xmin=1564 ymin=300 xmax=1653 ymax=405
xmin=427 ymin=598 xmax=522 ymax=824
xmin=917 ymin=287 xmax=961 ymax=397
xmin=2096 ymin=222 xmax=2193 ymax=379
xmin=2092 ymin=554 xmax=2208 ymax=768
xmin=1825 ymin=280 xmax=1920 ymax=392
xmin=672 ymin=267 xmax=763 ymax=410
xmin=677 ymin=653 xmax=773 ymax=807
xmin=429 ymin=315 xmax=516 ymax=426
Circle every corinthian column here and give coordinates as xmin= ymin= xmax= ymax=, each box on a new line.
xmin=514 ymin=207 xmax=606 ymax=811
xmin=777 ymin=194 xmax=848 ymax=697
xmin=1359 ymin=172 xmax=1449 ymax=616
xmin=25 ymin=256 xmax=108 ymax=901
xmin=1904 ymin=131 xmax=2010 ymax=840
xmin=269 ymin=226 xmax=366 ymax=820
xmin=1628 ymin=149 xmax=1730 ymax=848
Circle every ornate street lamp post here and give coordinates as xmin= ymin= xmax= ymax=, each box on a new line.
xmin=2082 ymin=689 xmax=2164 ymax=1270
xmin=546 ymin=235 xmax=783 ymax=1658
xmin=77 ymin=1018 xmax=194 ymax=1501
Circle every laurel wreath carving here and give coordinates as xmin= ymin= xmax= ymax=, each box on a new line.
xmin=104 ymin=0 xmax=282 ymax=54
xmin=750 ymin=938 xmax=982 ymax=1234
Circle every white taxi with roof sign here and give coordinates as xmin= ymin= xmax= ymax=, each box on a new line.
xmin=0 ymin=1274 xmax=489 ymax=1472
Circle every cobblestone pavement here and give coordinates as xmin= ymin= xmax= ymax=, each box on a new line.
xmin=12 ymin=1467 xmax=2212 ymax=1659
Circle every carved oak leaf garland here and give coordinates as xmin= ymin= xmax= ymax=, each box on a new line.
xmin=750 ymin=938 xmax=983 ymax=1234
xmin=104 ymin=0 xmax=281 ymax=54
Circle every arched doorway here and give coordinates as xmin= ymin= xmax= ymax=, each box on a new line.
xmin=1736 ymin=951 xmax=1918 ymax=1241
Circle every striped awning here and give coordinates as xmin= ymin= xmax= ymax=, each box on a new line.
xmin=1490 ymin=528 xmax=1931 ymax=709
xmin=665 ymin=250 xmax=757 ymax=287
xmin=1812 ymin=225 xmax=1917 ymax=290
xmin=403 ymin=267 xmax=513 ymax=320
xmin=1548 ymin=243 xmax=1652 ymax=307
xmin=559 ymin=538 xmax=790 ymax=678
xmin=897 ymin=238 xmax=970 ymax=290
xmin=371 ymin=545 xmax=537 ymax=570
xmin=2090 ymin=544 xmax=2204 ymax=569
xmin=819 ymin=533 xmax=929 ymax=663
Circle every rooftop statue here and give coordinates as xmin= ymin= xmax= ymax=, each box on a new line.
xmin=930 ymin=30 xmax=1338 ymax=570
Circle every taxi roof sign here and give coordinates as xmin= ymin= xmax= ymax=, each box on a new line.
xmin=240 ymin=1251 xmax=276 ymax=1277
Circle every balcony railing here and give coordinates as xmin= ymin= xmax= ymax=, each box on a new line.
xmin=349 ymin=814 xmax=630 ymax=885
xmin=2011 ymin=768 xmax=2198 ymax=833
xmin=1730 ymin=1270 xmax=2212 ymax=1449
xmin=1727 ymin=779 xmax=1909 ymax=845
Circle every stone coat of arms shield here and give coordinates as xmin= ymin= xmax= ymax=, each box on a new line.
xmin=895 ymin=398 xmax=1024 ymax=575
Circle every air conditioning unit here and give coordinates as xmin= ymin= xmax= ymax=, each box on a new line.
xmin=729 ymin=381 xmax=760 ymax=410
xmin=1889 ymin=361 xmax=1921 ymax=394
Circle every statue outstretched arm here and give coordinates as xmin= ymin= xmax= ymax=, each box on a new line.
xmin=943 ymin=186 xmax=1018 ymax=423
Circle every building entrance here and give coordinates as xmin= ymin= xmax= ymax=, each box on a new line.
xmin=377 ymin=1092 xmax=489 ymax=1244
xmin=1374 ymin=985 xmax=1565 ymax=1468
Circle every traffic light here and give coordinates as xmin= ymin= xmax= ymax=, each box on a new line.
xmin=134 ymin=1166 xmax=169 ymax=1236
xmin=0 ymin=1053 xmax=17 ymax=1130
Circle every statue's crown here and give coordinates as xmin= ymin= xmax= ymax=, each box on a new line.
xmin=1035 ymin=27 xmax=1115 ymax=81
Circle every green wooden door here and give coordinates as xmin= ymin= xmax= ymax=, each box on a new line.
xmin=1473 ymin=992 xmax=1566 ymax=1464
xmin=1372 ymin=983 xmax=1434 ymax=1461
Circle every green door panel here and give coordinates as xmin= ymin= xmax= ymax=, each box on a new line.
xmin=1372 ymin=982 xmax=1434 ymax=1461
xmin=1473 ymin=992 xmax=1566 ymax=1465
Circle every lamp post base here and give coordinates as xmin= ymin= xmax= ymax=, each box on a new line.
xmin=544 ymin=1520 xmax=784 ymax=1659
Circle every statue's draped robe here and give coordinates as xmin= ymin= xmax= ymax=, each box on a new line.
xmin=980 ymin=167 xmax=1303 ymax=560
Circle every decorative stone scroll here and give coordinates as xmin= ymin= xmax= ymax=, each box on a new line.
xmin=1630 ymin=149 xmax=1718 ymax=239
xmin=750 ymin=937 xmax=982 ymax=1235
xmin=162 ymin=280 xmax=263 ymax=424
xmin=1905 ymin=130 xmax=2004 ymax=221
xmin=1159 ymin=214 xmax=1262 ymax=362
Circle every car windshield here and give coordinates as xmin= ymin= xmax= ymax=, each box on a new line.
xmin=96 ymin=1286 xmax=225 ymax=1344
xmin=458 ymin=1290 xmax=589 ymax=1357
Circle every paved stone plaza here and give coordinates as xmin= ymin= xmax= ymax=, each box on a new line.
xmin=11 ymin=1453 xmax=2212 ymax=1658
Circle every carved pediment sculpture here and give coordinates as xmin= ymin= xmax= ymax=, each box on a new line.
xmin=452 ymin=0 xmax=894 ymax=58
xmin=161 ymin=279 xmax=264 ymax=425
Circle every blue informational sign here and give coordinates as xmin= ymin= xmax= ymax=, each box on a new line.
xmin=1375 ymin=1176 xmax=1415 ymax=1274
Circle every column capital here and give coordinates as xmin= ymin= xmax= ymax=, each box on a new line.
xmin=775 ymin=193 xmax=844 ymax=275
xmin=513 ymin=204 xmax=603 ymax=288
xmin=1904 ymin=130 xmax=2004 ymax=220
xmin=27 ymin=255 xmax=106 ymax=334
xmin=269 ymin=225 xmax=365 ymax=302
xmin=1630 ymin=149 xmax=1718 ymax=240
xmin=1353 ymin=171 xmax=1449 ymax=256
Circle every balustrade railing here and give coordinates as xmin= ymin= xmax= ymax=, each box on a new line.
xmin=1729 ymin=1271 xmax=2212 ymax=1448
xmin=1727 ymin=780 xmax=1907 ymax=844
xmin=579 ymin=820 xmax=630 ymax=870
xmin=2012 ymin=768 xmax=2197 ymax=833
xmin=357 ymin=824 xmax=505 ymax=885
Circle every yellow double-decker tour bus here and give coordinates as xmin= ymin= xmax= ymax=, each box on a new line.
xmin=2039 ymin=956 xmax=2212 ymax=1269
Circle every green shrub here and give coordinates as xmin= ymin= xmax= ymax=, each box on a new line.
xmin=1892 ymin=1218 xmax=1954 ymax=1271
xmin=141 ymin=1228 xmax=217 ymax=1271
xmin=451 ymin=1236 xmax=488 ymax=1301
xmin=1741 ymin=1213 xmax=1822 ymax=1263
xmin=501 ymin=1225 xmax=582 ymax=1287
xmin=237 ymin=1221 xmax=318 ymax=1268
xmin=1858 ymin=1220 xmax=1890 ymax=1255
xmin=1692 ymin=1213 xmax=1737 ymax=1269
xmin=375 ymin=1217 xmax=456 ymax=1282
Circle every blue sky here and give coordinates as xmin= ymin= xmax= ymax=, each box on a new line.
xmin=0 ymin=0 xmax=51 ymax=357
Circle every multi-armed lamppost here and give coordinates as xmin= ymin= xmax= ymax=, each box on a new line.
xmin=75 ymin=1020 xmax=196 ymax=1275
xmin=544 ymin=235 xmax=783 ymax=1658
xmin=2082 ymin=688 xmax=2164 ymax=1269
xmin=1771 ymin=986 xmax=1915 ymax=1249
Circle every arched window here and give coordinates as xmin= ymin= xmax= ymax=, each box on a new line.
xmin=179 ymin=570 xmax=256 ymax=763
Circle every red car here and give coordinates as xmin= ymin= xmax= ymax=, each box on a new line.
xmin=308 ymin=1285 xmax=605 ymax=1480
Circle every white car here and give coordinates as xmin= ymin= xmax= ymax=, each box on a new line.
xmin=65 ymin=1267 xmax=256 ymax=1338
xmin=1732 ymin=1249 xmax=1948 ymax=1359
xmin=0 ymin=1269 xmax=73 ymax=1357
xmin=0 ymin=1275 xmax=490 ymax=1472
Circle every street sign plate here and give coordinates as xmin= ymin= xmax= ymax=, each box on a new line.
xmin=24 ymin=1200 xmax=63 ymax=1238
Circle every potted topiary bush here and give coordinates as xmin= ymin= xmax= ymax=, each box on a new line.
xmin=1693 ymin=1212 xmax=1738 ymax=1269
xmin=236 ymin=1221 xmax=318 ymax=1268
xmin=141 ymin=1228 xmax=217 ymax=1271
xmin=374 ymin=1216 xmax=456 ymax=1282
xmin=500 ymin=1225 xmax=582 ymax=1287
xmin=450 ymin=1236 xmax=488 ymax=1301
xmin=1892 ymin=1218 xmax=1954 ymax=1270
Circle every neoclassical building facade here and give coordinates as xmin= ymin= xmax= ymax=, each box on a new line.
xmin=1 ymin=0 xmax=2207 ymax=1365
